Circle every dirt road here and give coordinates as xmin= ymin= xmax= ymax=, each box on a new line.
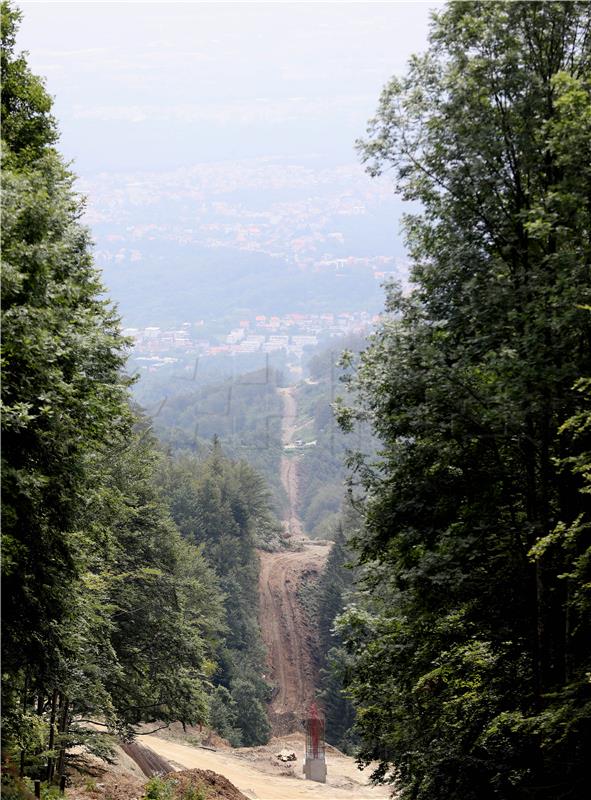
xmin=143 ymin=734 xmax=391 ymax=800
xmin=140 ymin=388 xmax=380 ymax=798
xmin=258 ymin=386 xmax=331 ymax=733
xmin=277 ymin=387 xmax=303 ymax=539
xmin=259 ymin=542 xmax=331 ymax=731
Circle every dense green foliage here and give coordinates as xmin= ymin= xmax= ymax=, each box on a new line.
xmin=79 ymin=427 xmax=226 ymax=737
xmin=336 ymin=3 xmax=591 ymax=798
xmin=312 ymin=511 xmax=359 ymax=753
xmin=0 ymin=3 xmax=270 ymax=781
xmin=159 ymin=445 xmax=275 ymax=745
xmin=1 ymin=0 xmax=128 ymax=694
xmin=149 ymin=367 xmax=286 ymax=515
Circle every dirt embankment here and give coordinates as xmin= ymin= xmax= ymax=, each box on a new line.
xmin=143 ymin=734 xmax=391 ymax=800
xmin=65 ymin=746 xmax=250 ymax=800
xmin=259 ymin=543 xmax=330 ymax=733
xmin=120 ymin=741 xmax=173 ymax=777
xmin=258 ymin=386 xmax=331 ymax=735
xmin=161 ymin=769 xmax=249 ymax=800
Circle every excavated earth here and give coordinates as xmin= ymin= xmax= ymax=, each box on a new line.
xmin=160 ymin=768 xmax=249 ymax=800
xmin=66 ymin=744 xmax=250 ymax=800
xmin=66 ymin=383 xmax=383 ymax=800
xmin=142 ymin=734 xmax=392 ymax=800
xmin=65 ymin=732 xmax=392 ymax=800
xmin=259 ymin=540 xmax=331 ymax=734
xmin=259 ymin=386 xmax=331 ymax=734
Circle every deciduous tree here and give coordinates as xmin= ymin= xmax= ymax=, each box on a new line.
xmin=336 ymin=3 xmax=591 ymax=797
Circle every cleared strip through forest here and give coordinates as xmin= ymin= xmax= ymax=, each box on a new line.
xmin=258 ymin=386 xmax=331 ymax=734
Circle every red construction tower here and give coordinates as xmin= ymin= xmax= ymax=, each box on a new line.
xmin=303 ymin=702 xmax=327 ymax=783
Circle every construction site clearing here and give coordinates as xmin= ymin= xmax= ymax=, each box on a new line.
xmin=55 ymin=387 xmax=390 ymax=800
xmin=63 ymin=727 xmax=392 ymax=800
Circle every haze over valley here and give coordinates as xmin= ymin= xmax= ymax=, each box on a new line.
xmin=5 ymin=4 xmax=588 ymax=800
xmin=15 ymin=2 xmax=427 ymax=380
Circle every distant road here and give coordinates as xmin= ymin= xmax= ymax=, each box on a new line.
xmin=277 ymin=387 xmax=303 ymax=539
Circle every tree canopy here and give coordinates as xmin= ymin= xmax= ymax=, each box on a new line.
xmin=336 ymin=3 xmax=591 ymax=798
xmin=159 ymin=446 xmax=275 ymax=746
xmin=0 ymin=2 xmax=247 ymax=783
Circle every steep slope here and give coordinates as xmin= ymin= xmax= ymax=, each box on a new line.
xmin=258 ymin=387 xmax=331 ymax=733
xmin=259 ymin=542 xmax=330 ymax=732
xmin=277 ymin=387 xmax=304 ymax=540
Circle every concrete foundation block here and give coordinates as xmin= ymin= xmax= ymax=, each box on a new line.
xmin=303 ymin=757 xmax=327 ymax=783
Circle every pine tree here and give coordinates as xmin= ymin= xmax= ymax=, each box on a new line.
xmin=160 ymin=448 xmax=275 ymax=745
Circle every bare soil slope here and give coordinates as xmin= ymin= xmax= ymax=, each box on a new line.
xmin=162 ymin=769 xmax=250 ymax=800
xmin=258 ymin=386 xmax=331 ymax=734
xmin=277 ymin=387 xmax=304 ymax=540
xmin=143 ymin=735 xmax=391 ymax=800
xmin=65 ymin=748 xmax=250 ymax=800
xmin=259 ymin=542 xmax=330 ymax=732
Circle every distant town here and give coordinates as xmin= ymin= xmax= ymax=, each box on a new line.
xmin=123 ymin=309 xmax=379 ymax=372
xmin=83 ymin=160 xmax=405 ymax=270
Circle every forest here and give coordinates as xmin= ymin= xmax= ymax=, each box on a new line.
xmin=1 ymin=2 xmax=276 ymax=790
xmin=2 ymin=2 xmax=591 ymax=800
xmin=331 ymin=3 xmax=591 ymax=798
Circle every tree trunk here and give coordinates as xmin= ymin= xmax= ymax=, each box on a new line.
xmin=46 ymin=689 xmax=59 ymax=782
xmin=55 ymin=696 xmax=70 ymax=781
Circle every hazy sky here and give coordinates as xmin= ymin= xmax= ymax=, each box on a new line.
xmin=17 ymin=1 xmax=441 ymax=174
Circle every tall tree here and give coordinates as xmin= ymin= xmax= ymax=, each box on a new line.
xmin=315 ymin=516 xmax=358 ymax=752
xmin=1 ymin=0 xmax=131 ymax=716
xmin=160 ymin=447 xmax=275 ymax=745
xmin=1 ymin=3 xmax=225 ymax=777
xmin=336 ymin=3 xmax=591 ymax=798
xmin=71 ymin=427 xmax=226 ymax=741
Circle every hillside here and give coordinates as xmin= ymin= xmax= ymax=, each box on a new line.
xmin=258 ymin=387 xmax=331 ymax=735
xmin=99 ymin=241 xmax=390 ymax=328
xmin=132 ymin=337 xmax=375 ymax=536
